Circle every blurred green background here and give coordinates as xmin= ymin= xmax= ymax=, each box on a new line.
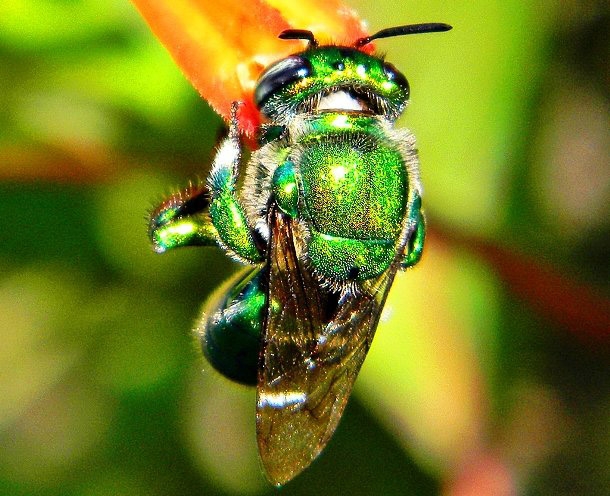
xmin=1 ymin=0 xmax=608 ymax=495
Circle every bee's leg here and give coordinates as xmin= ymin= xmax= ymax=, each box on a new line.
xmin=148 ymin=182 xmax=217 ymax=253
xmin=196 ymin=267 xmax=266 ymax=386
xmin=208 ymin=102 xmax=264 ymax=264
xmin=400 ymin=193 xmax=426 ymax=269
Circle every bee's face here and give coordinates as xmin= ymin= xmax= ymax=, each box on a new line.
xmin=254 ymin=46 xmax=410 ymax=122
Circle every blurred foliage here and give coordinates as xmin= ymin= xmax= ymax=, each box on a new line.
xmin=0 ymin=1 xmax=609 ymax=495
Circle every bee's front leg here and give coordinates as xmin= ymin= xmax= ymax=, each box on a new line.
xmin=148 ymin=182 xmax=217 ymax=253
xmin=208 ymin=102 xmax=264 ymax=264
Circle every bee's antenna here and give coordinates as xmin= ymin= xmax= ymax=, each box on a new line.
xmin=354 ymin=23 xmax=452 ymax=48
xmin=279 ymin=29 xmax=319 ymax=49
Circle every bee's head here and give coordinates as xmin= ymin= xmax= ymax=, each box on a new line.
xmin=254 ymin=23 xmax=451 ymax=123
xmin=254 ymin=47 xmax=409 ymax=122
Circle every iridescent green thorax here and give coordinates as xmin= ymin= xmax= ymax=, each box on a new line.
xmin=297 ymin=116 xmax=407 ymax=241
xmin=269 ymin=113 xmax=409 ymax=283
xmin=255 ymin=46 xmax=409 ymax=123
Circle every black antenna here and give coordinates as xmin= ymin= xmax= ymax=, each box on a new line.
xmin=354 ymin=23 xmax=452 ymax=48
xmin=279 ymin=29 xmax=319 ymax=48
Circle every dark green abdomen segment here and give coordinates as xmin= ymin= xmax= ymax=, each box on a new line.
xmin=299 ymin=131 xmax=407 ymax=241
xmin=201 ymin=269 xmax=265 ymax=386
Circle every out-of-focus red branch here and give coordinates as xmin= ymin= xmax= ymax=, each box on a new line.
xmin=478 ymin=242 xmax=609 ymax=343
xmin=0 ymin=144 xmax=119 ymax=184
xmin=431 ymin=228 xmax=610 ymax=345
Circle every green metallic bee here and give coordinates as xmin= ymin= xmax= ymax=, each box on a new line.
xmin=149 ymin=22 xmax=451 ymax=485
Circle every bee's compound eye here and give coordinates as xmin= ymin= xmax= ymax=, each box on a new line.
xmin=383 ymin=62 xmax=409 ymax=93
xmin=254 ymin=56 xmax=312 ymax=108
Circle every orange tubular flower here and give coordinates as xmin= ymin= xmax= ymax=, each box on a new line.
xmin=130 ymin=0 xmax=371 ymax=136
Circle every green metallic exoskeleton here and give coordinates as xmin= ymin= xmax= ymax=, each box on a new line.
xmin=149 ymin=22 xmax=451 ymax=486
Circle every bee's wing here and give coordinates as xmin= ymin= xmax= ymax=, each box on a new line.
xmin=257 ymin=207 xmax=400 ymax=486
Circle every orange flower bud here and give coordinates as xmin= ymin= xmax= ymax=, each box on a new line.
xmin=131 ymin=0 xmax=370 ymax=136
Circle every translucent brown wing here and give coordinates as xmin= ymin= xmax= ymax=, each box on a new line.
xmin=256 ymin=206 xmax=403 ymax=486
